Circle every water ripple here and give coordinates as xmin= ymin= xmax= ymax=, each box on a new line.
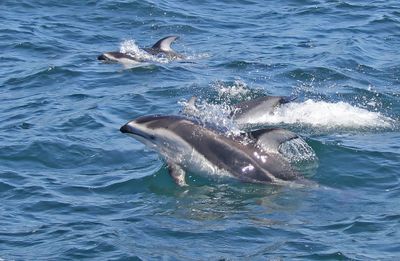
xmin=1 ymin=0 xmax=400 ymax=260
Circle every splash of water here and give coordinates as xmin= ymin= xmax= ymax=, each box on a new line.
xmin=279 ymin=138 xmax=317 ymax=163
xmin=180 ymin=98 xmax=241 ymax=136
xmin=181 ymin=81 xmax=249 ymax=134
xmin=212 ymin=79 xmax=251 ymax=99
xmin=119 ymin=40 xmax=169 ymax=64
xmin=184 ymin=52 xmax=211 ymax=61
xmin=279 ymin=137 xmax=319 ymax=177
xmin=262 ymin=99 xmax=395 ymax=129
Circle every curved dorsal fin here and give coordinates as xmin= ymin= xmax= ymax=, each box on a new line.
xmin=151 ymin=36 xmax=179 ymax=52
xmin=246 ymin=128 xmax=298 ymax=152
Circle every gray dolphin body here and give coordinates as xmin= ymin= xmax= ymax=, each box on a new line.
xmin=98 ymin=36 xmax=183 ymax=63
xmin=185 ymin=95 xmax=295 ymax=127
xmin=120 ymin=115 xmax=308 ymax=186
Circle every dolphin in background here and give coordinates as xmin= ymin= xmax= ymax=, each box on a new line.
xmin=98 ymin=35 xmax=184 ymax=64
xmin=184 ymin=95 xmax=296 ymax=127
xmin=120 ymin=115 xmax=313 ymax=187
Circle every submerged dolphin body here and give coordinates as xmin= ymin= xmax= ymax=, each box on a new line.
xmin=120 ymin=115 xmax=311 ymax=187
xmin=98 ymin=36 xmax=183 ymax=64
xmin=184 ymin=95 xmax=295 ymax=127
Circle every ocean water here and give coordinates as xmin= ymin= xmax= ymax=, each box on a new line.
xmin=1 ymin=0 xmax=400 ymax=260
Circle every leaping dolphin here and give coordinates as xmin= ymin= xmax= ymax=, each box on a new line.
xmin=98 ymin=36 xmax=184 ymax=63
xmin=184 ymin=95 xmax=296 ymax=127
xmin=120 ymin=115 xmax=311 ymax=187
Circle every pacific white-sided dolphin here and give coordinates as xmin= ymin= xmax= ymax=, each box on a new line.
xmin=120 ymin=115 xmax=311 ymax=187
xmin=98 ymin=36 xmax=183 ymax=63
xmin=184 ymin=95 xmax=296 ymax=127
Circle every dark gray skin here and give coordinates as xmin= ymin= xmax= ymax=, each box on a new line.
xmin=98 ymin=35 xmax=183 ymax=63
xmin=120 ymin=115 xmax=305 ymax=186
xmin=232 ymin=96 xmax=295 ymax=118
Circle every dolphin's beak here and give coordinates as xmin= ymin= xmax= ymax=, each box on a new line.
xmin=97 ymin=54 xmax=108 ymax=61
xmin=120 ymin=122 xmax=155 ymax=140
xmin=120 ymin=124 xmax=131 ymax=134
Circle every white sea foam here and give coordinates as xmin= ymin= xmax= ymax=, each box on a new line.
xmin=252 ymin=99 xmax=395 ymax=129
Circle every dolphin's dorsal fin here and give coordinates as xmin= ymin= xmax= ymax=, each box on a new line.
xmin=152 ymin=36 xmax=179 ymax=52
xmin=246 ymin=128 xmax=299 ymax=152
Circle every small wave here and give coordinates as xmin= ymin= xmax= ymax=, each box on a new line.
xmin=61 ymin=114 xmax=105 ymax=130
xmin=5 ymin=66 xmax=81 ymax=89
xmin=0 ymin=181 xmax=16 ymax=193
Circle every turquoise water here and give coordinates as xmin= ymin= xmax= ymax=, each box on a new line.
xmin=1 ymin=0 xmax=400 ymax=260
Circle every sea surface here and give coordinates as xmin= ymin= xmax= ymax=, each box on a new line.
xmin=1 ymin=0 xmax=400 ymax=260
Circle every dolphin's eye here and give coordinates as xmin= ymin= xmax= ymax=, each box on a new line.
xmin=149 ymin=135 xmax=156 ymax=140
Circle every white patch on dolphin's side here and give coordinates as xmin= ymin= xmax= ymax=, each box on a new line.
xmin=137 ymin=127 xmax=235 ymax=181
